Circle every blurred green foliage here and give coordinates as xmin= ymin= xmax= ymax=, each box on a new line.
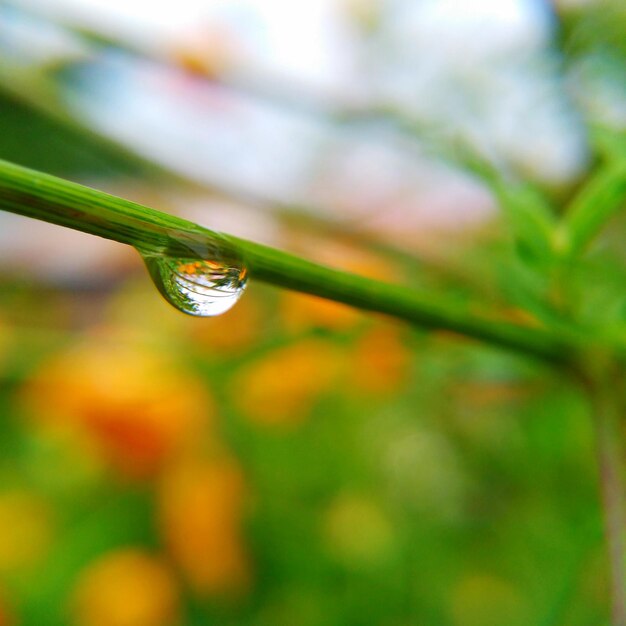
xmin=0 ymin=272 xmax=610 ymax=626
xmin=0 ymin=92 xmax=143 ymax=177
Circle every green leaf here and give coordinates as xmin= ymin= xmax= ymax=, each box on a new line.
xmin=559 ymin=160 xmax=626 ymax=257
xmin=449 ymin=146 xmax=558 ymax=266
xmin=0 ymin=91 xmax=144 ymax=178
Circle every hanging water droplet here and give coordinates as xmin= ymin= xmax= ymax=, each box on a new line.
xmin=141 ymin=250 xmax=248 ymax=317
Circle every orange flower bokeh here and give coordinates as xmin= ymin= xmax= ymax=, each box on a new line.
xmin=21 ymin=338 xmax=213 ymax=480
xmin=348 ymin=324 xmax=412 ymax=398
xmin=158 ymin=457 xmax=250 ymax=597
xmin=231 ymin=338 xmax=345 ymax=427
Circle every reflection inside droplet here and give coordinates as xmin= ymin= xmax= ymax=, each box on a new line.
xmin=141 ymin=251 xmax=248 ymax=317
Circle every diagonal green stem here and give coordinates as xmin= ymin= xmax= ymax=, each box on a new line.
xmin=0 ymin=158 xmax=569 ymax=362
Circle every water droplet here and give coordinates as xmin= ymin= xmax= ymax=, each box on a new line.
xmin=141 ymin=251 xmax=248 ymax=317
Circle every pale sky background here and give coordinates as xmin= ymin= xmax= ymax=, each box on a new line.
xmin=0 ymin=0 xmax=599 ymax=277
xmin=7 ymin=0 xmax=588 ymax=186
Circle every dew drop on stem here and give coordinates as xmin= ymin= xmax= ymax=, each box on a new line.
xmin=140 ymin=249 xmax=248 ymax=317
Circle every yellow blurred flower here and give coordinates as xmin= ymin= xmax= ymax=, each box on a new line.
xmin=158 ymin=457 xmax=250 ymax=597
xmin=347 ymin=324 xmax=411 ymax=397
xmin=449 ymin=573 xmax=528 ymax=626
xmin=21 ymin=338 xmax=212 ymax=480
xmin=323 ymin=493 xmax=396 ymax=569
xmin=71 ymin=549 xmax=180 ymax=626
xmin=231 ymin=339 xmax=344 ymax=427
xmin=0 ymin=491 xmax=53 ymax=574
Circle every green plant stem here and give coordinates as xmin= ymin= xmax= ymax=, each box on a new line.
xmin=586 ymin=368 xmax=626 ymax=626
xmin=0 ymin=157 xmax=569 ymax=362
xmin=0 ymin=70 xmax=478 ymax=294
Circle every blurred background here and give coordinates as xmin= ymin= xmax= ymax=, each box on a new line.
xmin=0 ymin=0 xmax=624 ymax=624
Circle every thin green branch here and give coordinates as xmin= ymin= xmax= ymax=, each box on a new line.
xmin=0 ymin=158 xmax=570 ymax=362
